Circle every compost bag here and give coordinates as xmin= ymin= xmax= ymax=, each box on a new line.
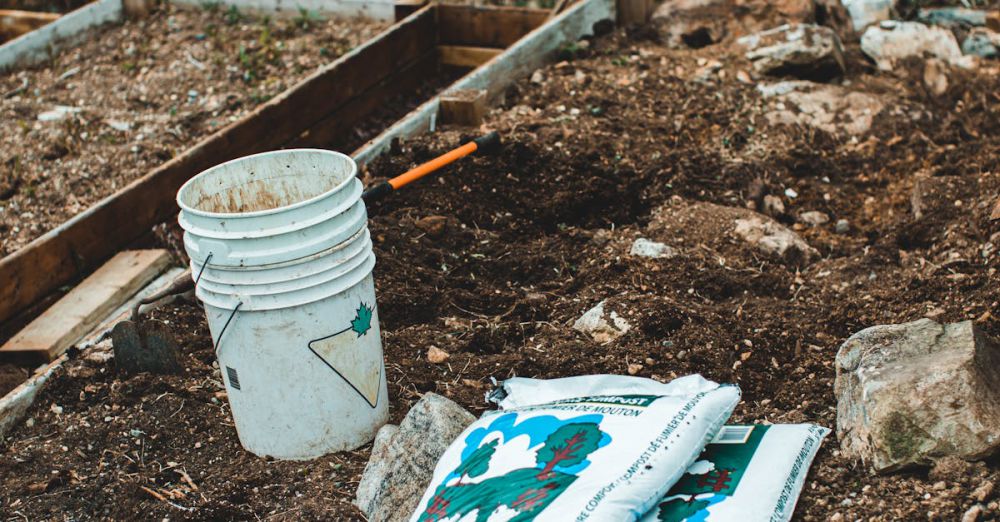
xmin=639 ymin=424 xmax=830 ymax=522
xmin=408 ymin=374 xmax=740 ymax=522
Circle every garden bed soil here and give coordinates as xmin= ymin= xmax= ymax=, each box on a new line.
xmin=0 ymin=4 xmax=387 ymax=257
xmin=2 ymin=10 xmax=1000 ymax=522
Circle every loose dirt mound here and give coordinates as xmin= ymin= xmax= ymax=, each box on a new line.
xmin=1 ymin=9 xmax=999 ymax=522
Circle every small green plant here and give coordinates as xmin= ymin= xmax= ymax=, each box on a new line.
xmin=225 ymin=5 xmax=242 ymax=25
xmin=201 ymin=0 xmax=221 ymax=12
xmin=293 ymin=7 xmax=321 ymax=29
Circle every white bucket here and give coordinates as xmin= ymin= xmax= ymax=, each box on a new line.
xmin=176 ymin=149 xmax=388 ymax=460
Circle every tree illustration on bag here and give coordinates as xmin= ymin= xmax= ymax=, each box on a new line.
xmin=534 ymin=423 xmax=602 ymax=480
xmin=418 ymin=420 xmax=606 ymax=522
xmin=453 ymin=439 xmax=497 ymax=483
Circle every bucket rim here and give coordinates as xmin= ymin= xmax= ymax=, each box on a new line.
xmin=176 ymin=149 xmax=358 ymax=219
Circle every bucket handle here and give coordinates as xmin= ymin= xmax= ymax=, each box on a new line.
xmin=194 ymin=253 xmax=243 ymax=361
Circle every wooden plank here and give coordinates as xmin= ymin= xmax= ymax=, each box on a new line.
xmin=439 ymin=88 xmax=487 ymax=126
xmin=0 ymin=250 xmax=171 ymax=363
xmin=394 ymin=0 xmax=425 ymax=21
xmin=0 ymin=10 xmax=61 ymax=40
xmin=438 ymin=45 xmax=502 ymax=68
xmin=294 ymin=49 xmax=439 ymax=149
xmin=354 ymin=0 xmax=615 ymax=165
xmin=0 ymin=5 xmax=437 ymax=325
xmin=437 ymin=4 xmax=548 ymax=48
xmin=0 ymin=0 xmax=121 ymax=71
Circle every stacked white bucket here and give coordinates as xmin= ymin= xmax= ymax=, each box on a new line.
xmin=176 ymin=149 xmax=388 ymax=460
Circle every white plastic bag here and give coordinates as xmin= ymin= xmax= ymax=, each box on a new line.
xmin=639 ymin=424 xmax=830 ymax=522
xmin=408 ymin=374 xmax=740 ymax=522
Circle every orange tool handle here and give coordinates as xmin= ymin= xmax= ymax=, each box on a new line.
xmin=362 ymin=131 xmax=500 ymax=204
xmin=389 ymin=141 xmax=478 ymax=190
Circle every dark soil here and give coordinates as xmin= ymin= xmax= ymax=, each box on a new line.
xmin=2 ymin=4 xmax=1000 ymax=521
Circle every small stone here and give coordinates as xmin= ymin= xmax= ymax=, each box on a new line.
xmin=763 ymin=195 xmax=785 ymax=216
xmin=24 ymin=417 xmax=34 ymax=428
xmin=573 ymin=300 xmax=631 ymax=343
xmin=415 ymin=216 xmax=447 ymax=238
xmin=49 ymin=404 xmax=63 ymax=415
xmin=426 ymin=346 xmax=450 ymax=364
xmin=530 ymin=70 xmax=545 ymax=84
xmin=835 ymin=219 xmax=850 ymax=234
xmin=676 ymin=350 xmax=689 ymax=361
xmin=627 ymin=363 xmax=643 ymax=375
xmin=736 ymin=70 xmax=752 ymax=84
xmin=629 ymin=238 xmax=677 ymax=259
xmin=799 ymin=211 xmax=830 ymax=226
xmin=962 ymin=505 xmax=984 ymax=522
xmin=830 ymin=513 xmax=844 ymax=522
xmin=972 ymin=481 xmax=994 ymax=502
xmin=734 ymin=216 xmax=818 ymax=262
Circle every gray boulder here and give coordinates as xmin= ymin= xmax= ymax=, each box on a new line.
xmin=917 ymin=7 xmax=988 ymax=29
xmin=860 ymin=21 xmax=972 ymax=71
xmin=355 ymin=393 xmax=476 ymax=521
xmin=737 ymin=23 xmax=846 ymax=80
xmin=841 ymin=0 xmax=893 ymax=31
xmin=835 ymin=319 xmax=1000 ymax=472
xmin=963 ymin=28 xmax=1000 ymax=59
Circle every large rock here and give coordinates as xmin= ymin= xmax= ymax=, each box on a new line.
xmin=355 ymin=393 xmax=475 ymax=521
xmin=841 ymin=0 xmax=893 ymax=31
xmin=917 ymin=7 xmax=988 ymax=29
xmin=648 ymin=197 xmax=818 ymax=264
xmin=737 ymin=23 xmax=846 ymax=80
xmin=835 ymin=319 xmax=1000 ymax=472
xmin=962 ymin=28 xmax=1000 ymax=59
xmin=758 ymin=80 xmax=884 ymax=135
xmin=861 ymin=21 xmax=971 ymax=71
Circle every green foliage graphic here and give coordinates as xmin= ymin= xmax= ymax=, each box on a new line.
xmin=418 ymin=421 xmax=606 ymax=521
xmin=351 ymin=303 xmax=374 ymax=337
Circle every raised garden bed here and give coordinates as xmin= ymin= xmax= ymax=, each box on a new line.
xmin=1 ymin=9 xmax=998 ymax=517
xmin=0 ymin=4 xmax=387 ymax=257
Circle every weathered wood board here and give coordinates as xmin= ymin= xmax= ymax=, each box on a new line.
xmin=0 ymin=250 xmax=171 ymax=363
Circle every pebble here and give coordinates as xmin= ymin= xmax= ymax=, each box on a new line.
xmin=676 ymin=350 xmax=688 ymax=360
xmin=627 ymin=363 xmax=643 ymax=375
xmin=427 ymin=346 xmax=450 ymax=364
xmin=531 ymin=70 xmax=545 ymax=84
xmin=799 ymin=210 xmax=830 ymax=226
xmin=962 ymin=504 xmax=983 ymax=522
xmin=835 ymin=219 xmax=850 ymax=234
xmin=971 ymin=481 xmax=994 ymax=502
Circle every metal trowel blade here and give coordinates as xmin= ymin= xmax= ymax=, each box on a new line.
xmin=111 ymin=320 xmax=183 ymax=374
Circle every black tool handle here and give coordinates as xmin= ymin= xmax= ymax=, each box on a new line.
xmin=362 ymin=180 xmax=394 ymax=204
xmin=474 ymin=131 xmax=501 ymax=155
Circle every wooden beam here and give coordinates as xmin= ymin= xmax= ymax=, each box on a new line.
xmin=294 ymin=49 xmax=438 ymax=150
xmin=437 ymin=4 xmax=549 ymax=48
xmin=616 ymin=0 xmax=653 ymax=26
xmin=438 ymin=45 xmax=502 ymax=68
xmin=0 ymin=5 xmax=437 ymax=325
xmin=122 ymin=0 xmax=154 ymax=18
xmin=0 ymin=250 xmax=171 ymax=364
xmin=439 ymin=89 xmax=487 ymax=126
xmin=353 ymin=0 xmax=615 ymax=166
xmin=0 ymin=9 xmax=60 ymax=40
xmin=394 ymin=0 xmax=425 ymax=21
